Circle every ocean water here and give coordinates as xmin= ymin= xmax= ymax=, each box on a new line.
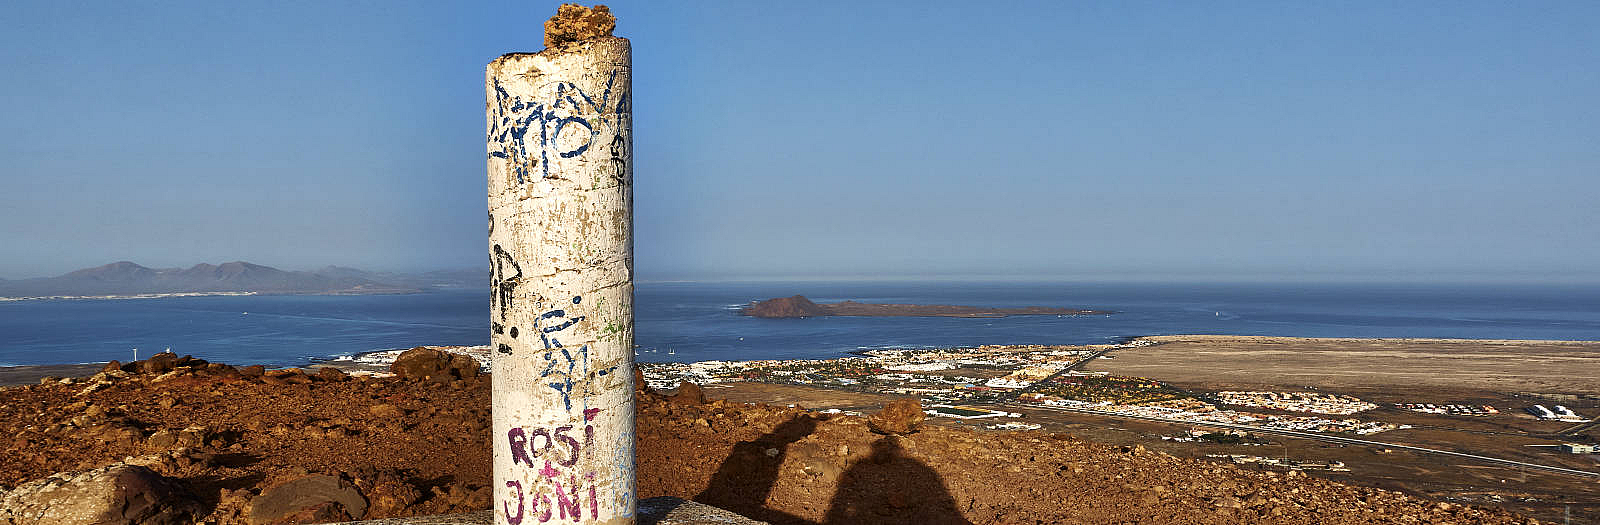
xmin=1 ymin=281 xmax=1597 ymax=368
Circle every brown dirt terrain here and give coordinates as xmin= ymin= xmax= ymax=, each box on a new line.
xmin=0 ymin=354 xmax=1543 ymax=524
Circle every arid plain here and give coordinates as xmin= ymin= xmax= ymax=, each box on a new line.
xmin=1091 ymin=335 xmax=1600 ymax=395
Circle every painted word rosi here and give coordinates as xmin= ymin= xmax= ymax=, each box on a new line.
xmin=502 ymin=408 xmax=630 ymax=523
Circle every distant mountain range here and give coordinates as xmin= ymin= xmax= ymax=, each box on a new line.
xmin=0 ymin=261 xmax=483 ymax=299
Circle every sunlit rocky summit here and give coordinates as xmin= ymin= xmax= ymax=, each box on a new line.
xmin=0 ymin=349 xmax=1539 ymax=525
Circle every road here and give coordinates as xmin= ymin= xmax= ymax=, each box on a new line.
xmin=1005 ymin=402 xmax=1600 ymax=479
xmin=1557 ymin=420 xmax=1600 ymax=437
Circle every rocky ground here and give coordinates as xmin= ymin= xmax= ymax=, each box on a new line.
xmin=0 ymin=351 xmax=1543 ymax=524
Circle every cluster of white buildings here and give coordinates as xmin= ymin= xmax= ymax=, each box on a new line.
xmin=638 ymin=343 xmax=1106 ymax=400
xmin=885 ymin=362 xmax=957 ymax=372
xmin=1395 ymin=403 xmax=1498 ymax=417
xmin=1161 ymin=429 xmax=1267 ymax=445
xmin=1206 ymin=454 xmax=1350 ymax=472
xmin=1527 ymin=404 xmax=1589 ymax=422
xmin=983 ymin=362 xmax=1073 ymax=389
xmin=1022 ymin=396 xmax=1398 ymax=435
xmin=1214 ymin=391 xmax=1377 ymax=415
xmin=986 ymin=422 xmax=1043 ymax=431
xmin=638 ymin=360 xmax=743 ymax=390
xmin=924 ymin=404 xmax=1021 ymax=420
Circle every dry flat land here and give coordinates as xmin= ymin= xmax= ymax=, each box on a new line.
xmin=1089 ymin=335 xmax=1600 ymax=395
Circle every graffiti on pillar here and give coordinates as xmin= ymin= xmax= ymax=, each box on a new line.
xmin=497 ymin=297 xmax=632 ymax=523
xmin=491 ymin=294 xmax=623 ymax=409
xmin=490 ymin=244 xmax=522 ymax=323
xmin=502 ymin=407 xmax=632 ymax=523
xmin=490 ymin=58 xmax=634 ymax=525
xmin=531 ymin=297 xmax=621 ymax=412
xmin=488 ymin=69 xmax=631 ymax=187
xmin=607 ymin=134 xmax=628 ymax=186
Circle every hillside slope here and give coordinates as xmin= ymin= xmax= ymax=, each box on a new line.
xmin=0 ymin=359 xmax=1537 ymax=524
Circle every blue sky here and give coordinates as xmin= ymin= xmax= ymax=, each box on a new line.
xmin=2 ymin=1 xmax=1596 ymax=282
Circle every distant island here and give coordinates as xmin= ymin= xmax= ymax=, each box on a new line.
xmin=0 ymin=261 xmax=481 ymax=300
xmin=741 ymin=295 xmax=1112 ymax=319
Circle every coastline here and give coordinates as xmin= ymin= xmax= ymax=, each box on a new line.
xmin=0 ymin=345 xmax=493 ymax=388
xmin=311 ymin=345 xmax=490 ymax=374
xmin=0 ymin=363 xmax=107 ymax=387
xmin=0 ymin=288 xmax=426 ymax=302
xmin=10 ymin=335 xmax=1600 ymax=385
xmin=0 ymin=291 xmax=259 ymax=302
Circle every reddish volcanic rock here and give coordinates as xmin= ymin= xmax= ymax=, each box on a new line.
xmin=741 ymin=295 xmax=829 ymax=318
xmin=0 ymin=361 xmax=1547 ymax=524
xmin=867 ymin=398 xmax=926 ymax=435
xmin=389 ymin=347 xmax=479 ymax=383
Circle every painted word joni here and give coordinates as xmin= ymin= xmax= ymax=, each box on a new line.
xmin=488 ymin=70 xmax=630 ymax=184
xmin=503 ymin=408 xmax=606 ymax=524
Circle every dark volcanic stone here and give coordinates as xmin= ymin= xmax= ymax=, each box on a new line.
xmin=390 ymin=347 xmax=478 ymax=383
xmin=140 ymin=352 xmax=180 ymax=375
xmin=316 ymin=367 xmax=348 ymax=382
xmin=671 ymin=381 xmax=707 ymax=405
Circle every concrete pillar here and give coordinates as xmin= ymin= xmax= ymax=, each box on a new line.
xmin=486 ymin=34 xmax=634 ymax=525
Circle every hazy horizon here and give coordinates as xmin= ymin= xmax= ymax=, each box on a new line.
xmin=4 ymin=2 xmax=1596 ymax=284
xmin=6 ymin=258 xmax=1597 ymax=286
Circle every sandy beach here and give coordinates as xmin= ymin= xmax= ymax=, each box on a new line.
xmin=0 ymin=363 xmax=108 ymax=387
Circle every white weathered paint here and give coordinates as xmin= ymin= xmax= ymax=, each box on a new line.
xmin=486 ymin=37 xmax=634 ymax=525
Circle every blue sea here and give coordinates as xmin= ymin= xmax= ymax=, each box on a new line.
xmin=1 ymin=281 xmax=1597 ymax=368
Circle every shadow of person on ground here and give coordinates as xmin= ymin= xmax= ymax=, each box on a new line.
xmin=824 ymin=436 xmax=972 ymax=525
xmin=695 ymin=414 xmax=819 ymax=525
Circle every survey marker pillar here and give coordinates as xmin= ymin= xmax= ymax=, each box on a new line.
xmin=486 ymin=34 xmax=634 ymax=525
